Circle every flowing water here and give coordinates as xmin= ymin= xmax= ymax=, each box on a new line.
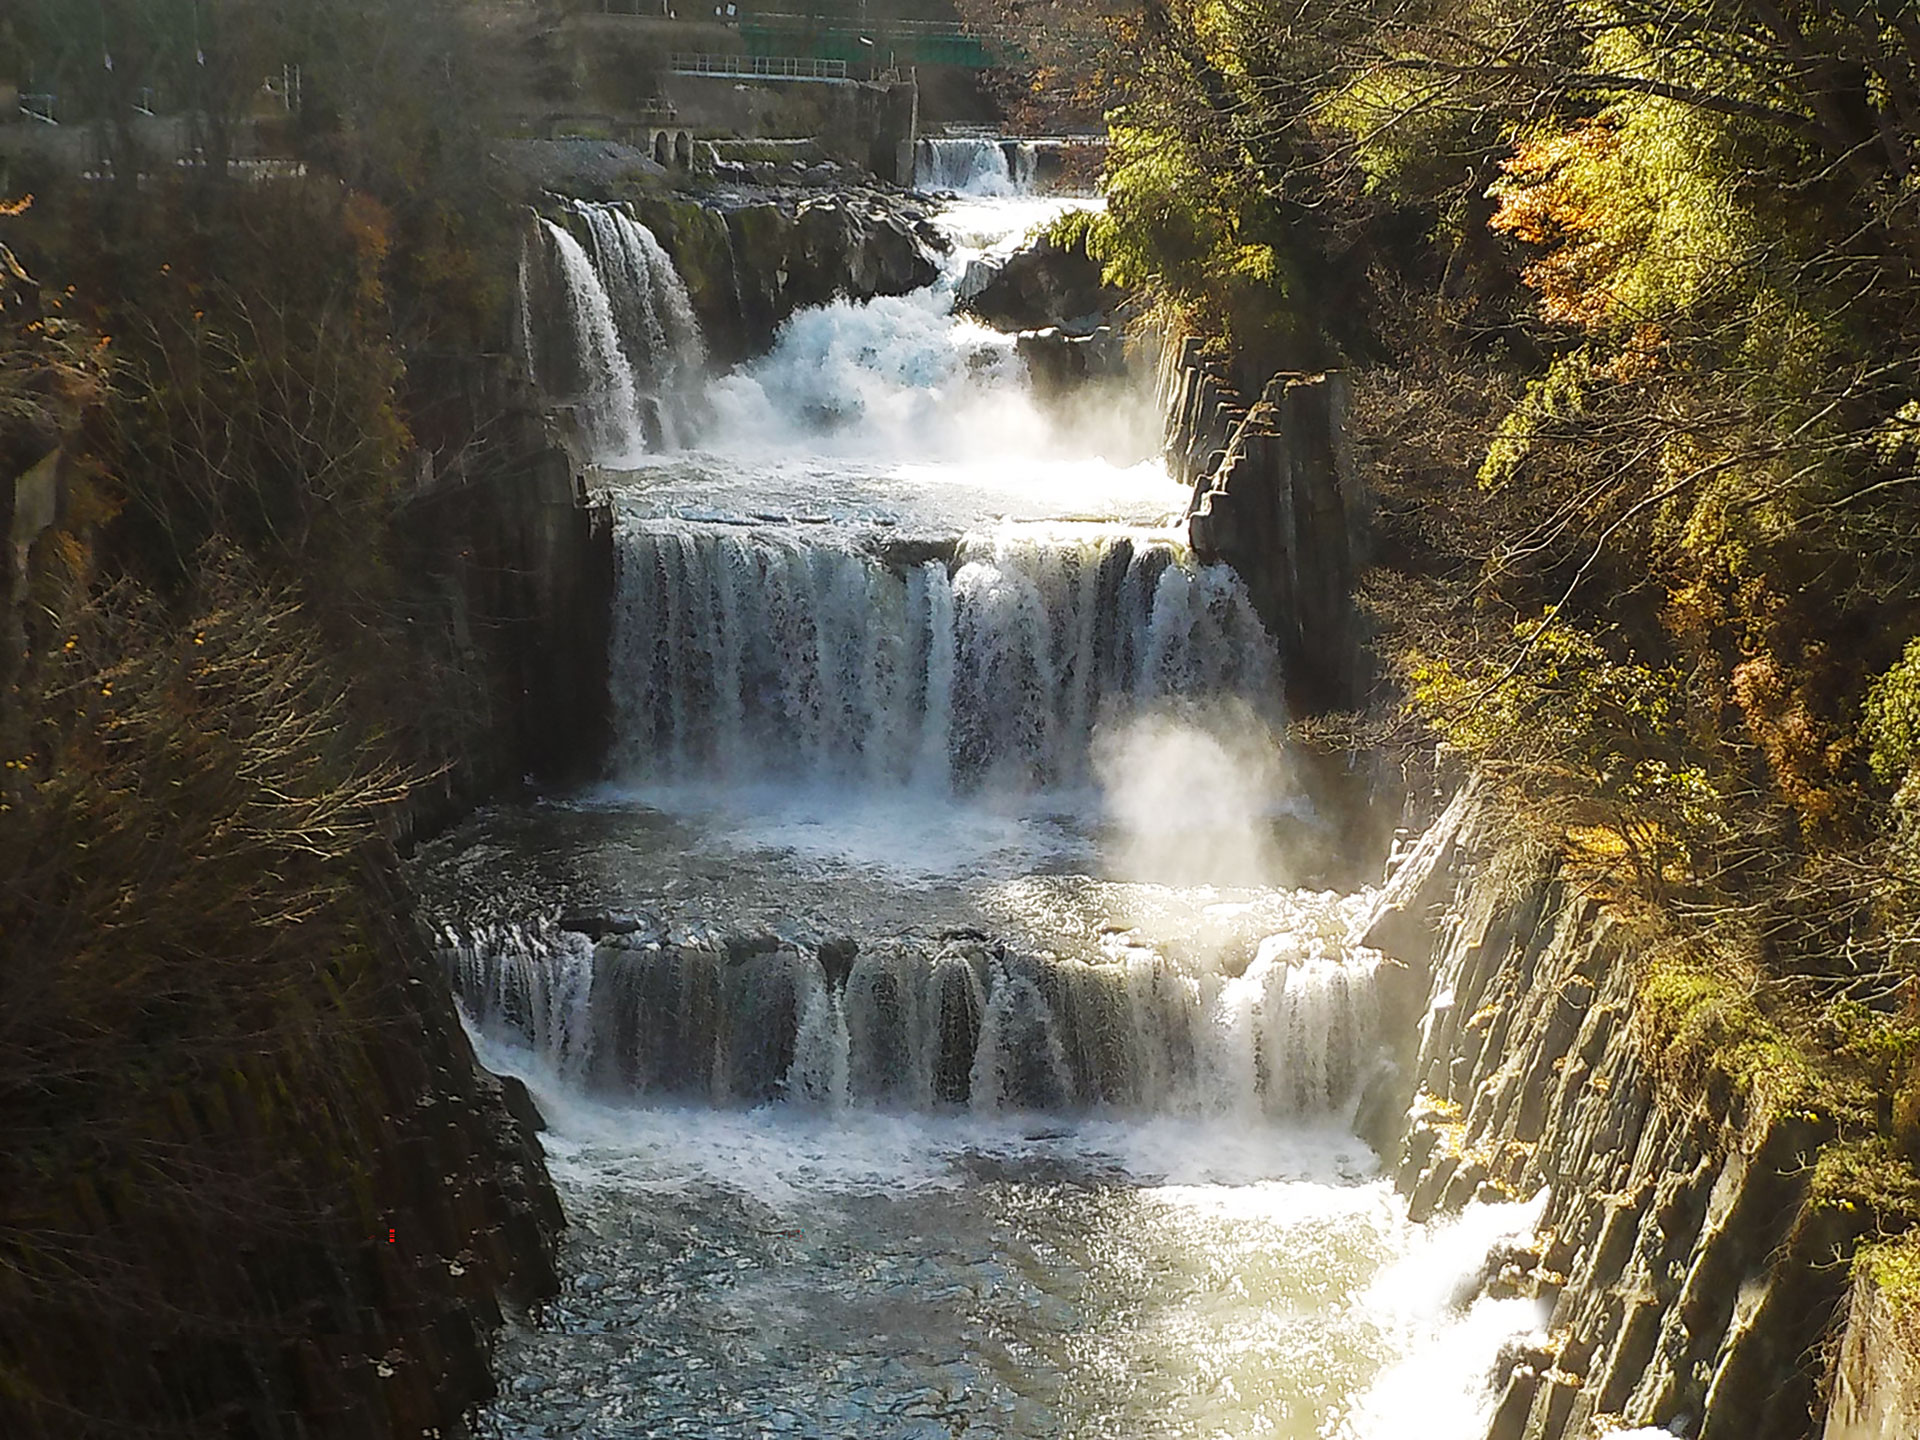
xmin=916 ymin=136 xmax=1039 ymax=197
xmin=429 ymin=181 xmax=1552 ymax=1439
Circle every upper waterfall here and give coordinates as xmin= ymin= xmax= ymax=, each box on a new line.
xmin=916 ymin=136 xmax=1038 ymax=196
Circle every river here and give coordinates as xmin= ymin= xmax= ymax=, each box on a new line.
xmin=415 ymin=154 xmax=1552 ymax=1440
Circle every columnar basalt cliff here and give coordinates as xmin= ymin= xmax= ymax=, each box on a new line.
xmin=1162 ymin=338 xmax=1371 ymax=715
xmin=1823 ymin=1252 xmax=1920 ymax=1440
xmin=392 ymin=399 xmax=615 ymax=833
xmin=1360 ymin=792 xmax=1887 ymax=1440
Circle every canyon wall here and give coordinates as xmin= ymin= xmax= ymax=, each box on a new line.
xmin=3 ymin=870 xmax=564 ymax=1440
xmin=1362 ymin=791 xmax=1884 ymax=1440
xmin=621 ymin=192 xmax=941 ymax=365
xmin=1823 ymin=1253 xmax=1920 ymax=1440
xmin=1162 ymin=339 xmax=1371 ymax=715
xmin=391 ymin=382 xmax=615 ymax=835
xmin=2 ymin=318 xmax=587 ymax=1438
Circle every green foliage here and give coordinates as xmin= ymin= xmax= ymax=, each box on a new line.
xmin=1478 ymin=352 xmax=1595 ymax=490
xmin=1093 ymin=123 xmax=1232 ymax=296
xmin=1856 ymin=1232 xmax=1920 ymax=1324
xmin=1319 ymin=63 xmax=1500 ymax=210
xmin=1865 ymin=639 xmax=1920 ymax=788
xmin=1408 ymin=615 xmax=1718 ymax=867
xmin=1038 ymin=206 xmax=1100 ymax=253
xmin=1093 ymin=120 xmax=1318 ymax=371
xmin=1097 ymin=5 xmax=1920 ymax=1235
xmin=1811 ymin=1138 xmax=1920 ymax=1224
xmin=1638 ymin=948 xmax=1806 ymax=1102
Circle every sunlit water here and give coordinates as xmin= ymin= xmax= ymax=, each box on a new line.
xmin=432 ymin=181 xmax=1550 ymax=1439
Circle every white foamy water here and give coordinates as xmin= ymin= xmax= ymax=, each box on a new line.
xmin=466 ymin=1024 xmax=1548 ymax=1440
xmin=917 ymin=135 xmax=1039 ymax=196
xmin=450 ymin=180 xmax=1545 ymax=1440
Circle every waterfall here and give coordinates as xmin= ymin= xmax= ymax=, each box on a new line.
xmin=522 ymin=203 xmax=707 ymax=461
xmin=574 ymin=204 xmax=707 ymax=449
xmin=916 ymin=137 xmax=1037 ymax=197
xmin=533 ymin=220 xmax=645 ymax=461
xmin=608 ymin=525 xmax=1281 ymax=787
xmin=446 ymin=923 xmax=1382 ymax=1116
xmin=447 ymin=921 xmax=599 ymax=1083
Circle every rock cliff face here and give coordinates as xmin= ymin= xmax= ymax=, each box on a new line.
xmin=1823 ymin=1254 xmax=1920 ymax=1440
xmin=629 ymin=192 xmax=943 ymax=363
xmin=1363 ymin=792 xmax=1874 ymax=1440
xmin=392 ymin=394 xmax=614 ymax=834
xmin=1162 ymin=338 xmax=1371 ymax=714
xmin=1 ymin=345 xmax=587 ymax=1437
xmin=4 ymin=876 xmax=563 ymax=1440
xmin=960 ymin=230 xmax=1113 ymax=333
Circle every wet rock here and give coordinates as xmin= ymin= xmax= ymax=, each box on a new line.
xmin=817 ymin=936 xmax=860 ymax=987
xmin=868 ymin=535 xmax=959 ymax=573
xmin=496 ymin=1072 xmax=548 ymax=1136
xmin=631 ymin=197 xmax=740 ymax=351
xmin=962 ymin=231 xmax=1114 ymax=333
xmin=724 ymin=930 xmax=784 ymax=965
xmin=1378 ymin=788 xmax=1859 ymax=1440
xmin=632 ymin=192 xmax=943 ymax=362
xmin=1487 ymin=1367 xmax=1542 ymax=1440
xmin=496 ymin=138 xmax=667 ymax=194
xmin=558 ymin=909 xmax=651 ymax=939
xmin=1014 ymin=325 xmax=1127 ymax=398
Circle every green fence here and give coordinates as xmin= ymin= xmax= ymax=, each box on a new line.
xmin=739 ymin=22 xmax=1007 ymax=69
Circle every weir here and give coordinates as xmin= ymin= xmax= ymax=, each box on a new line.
xmin=915 ymin=135 xmax=1038 ymax=195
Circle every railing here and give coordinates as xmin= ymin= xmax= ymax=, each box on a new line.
xmin=668 ymin=52 xmax=848 ymax=79
xmin=748 ymin=13 xmax=967 ymax=36
xmin=745 ymin=12 xmax=1041 ymax=44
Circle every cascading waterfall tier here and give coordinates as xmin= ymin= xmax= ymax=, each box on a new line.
xmin=916 ymin=137 xmax=1037 ymax=197
xmin=446 ymin=921 xmax=1380 ymax=1116
xmin=608 ymin=523 xmax=1281 ymax=788
xmin=521 ymin=201 xmax=707 ymax=459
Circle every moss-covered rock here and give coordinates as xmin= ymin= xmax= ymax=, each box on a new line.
xmin=632 ymin=197 xmax=742 ymax=358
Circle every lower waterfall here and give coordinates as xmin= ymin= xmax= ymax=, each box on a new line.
xmin=445 ymin=921 xmax=1378 ymax=1116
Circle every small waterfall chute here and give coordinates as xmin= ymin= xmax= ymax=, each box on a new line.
xmin=916 ymin=136 xmax=1034 ymax=197
xmin=533 ymin=219 xmax=646 ymax=462
xmin=575 ymin=203 xmax=708 ymax=449
xmin=521 ymin=202 xmax=707 ymax=461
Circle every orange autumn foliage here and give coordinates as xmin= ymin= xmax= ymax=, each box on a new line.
xmin=1489 ymin=122 xmax=1637 ymax=330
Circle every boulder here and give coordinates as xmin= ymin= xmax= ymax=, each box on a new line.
xmin=964 ymin=232 xmax=1113 ymax=333
xmin=1015 ymin=325 xmax=1127 ymax=398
